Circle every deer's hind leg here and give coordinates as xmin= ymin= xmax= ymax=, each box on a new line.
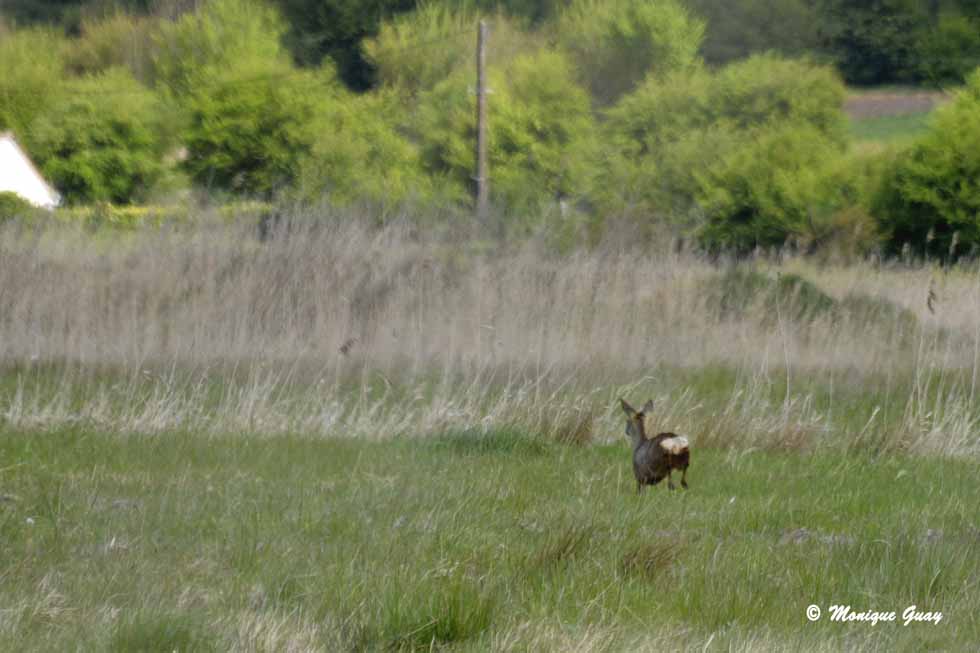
xmin=680 ymin=466 xmax=689 ymax=490
xmin=666 ymin=469 xmax=675 ymax=491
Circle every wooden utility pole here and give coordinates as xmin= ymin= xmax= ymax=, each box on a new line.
xmin=475 ymin=20 xmax=489 ymax=222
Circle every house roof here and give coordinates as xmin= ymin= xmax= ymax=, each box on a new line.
xmin=0 ymin=131 xmax=61 ymax=209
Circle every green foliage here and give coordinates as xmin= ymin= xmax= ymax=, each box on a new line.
xmin=0 ymin=192 xmax=40 ymax=223
xmin=366 ymin=5 xmax=540 ymax=96
xmin=872 ymin=72 xmax=980 ymax=259
xmin=558 ymin=0 xmax=704 ymax=105
xmin=180 ymin=61 xmax=328 ymax=197
xmin=297 ymin=89 xmax=428 ymax=207
xmin=600 ymin=55 xmax=849 ymax=246
xmin=438 ymin=0 xmax=564 ymax=23
xmin=489 ymin=50 xmax=596 ymax=217
xmin=695 ymin=123 xmax=848 ymax=253
xmin=0 ymin=0 xmax=90 ymax=28
xmin=709 ymin=54 xmax=846 ymax=141
xmin=274 ymin=0 xmax=416 ymax=89
xmin=366 ymin=3 xmax=473 ymax=93
xmin=703 ymin=268 xmax=837 ymax=324
xmin=0 ymin=28 xmax=66 ymax=136
xmin=817 ymin=0 xmax=927 ymax=85
xmin=915 ymin=12 xmax=980 ymax=85
xmin=153 ymin=0 xmax=289 ymax=96
xmin=27 ymin=68 xmax=169 ymax=205
xmin=66 ymin=13 xmax=156 ymax=82
xmin=413 ymin=48 xmax=596 ymax=219
xmin=685 ymin=0 xmax=821 ymax=65
xmin=153 ymin=0 xmax=333 ymax=197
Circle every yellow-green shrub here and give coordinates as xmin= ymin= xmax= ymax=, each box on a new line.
xmin=27 ymin=68 xmax=170 ymax=205
xmin=557 ymin=0 xmax=704 ymax=105
xmin=297 ymin=89 xmax=429 ymax=208
xmin=412 ymin=48 xmax=596 ymax=220
xmin=599 ymin=54 xmax=849 ymax=249
xmin=872 ymin=71 xmax=980 ymax=259
xmin=67 ymin=14 xmax=157 ymax=82
xmin=365 ymin=5 xmax=540 ymax=96
xmin=0 ymin=28 xmax=67 ymax=136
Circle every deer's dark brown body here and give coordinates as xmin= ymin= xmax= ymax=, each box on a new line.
xmin=621 ymin=399 xmax=690 ymax=493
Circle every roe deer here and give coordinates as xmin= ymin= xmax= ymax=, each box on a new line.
xmin=620 ymin=399 xmax=690 ymax=493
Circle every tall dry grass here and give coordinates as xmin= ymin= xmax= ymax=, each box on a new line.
xmin=1 ymin=211 xmax=979 ymax=455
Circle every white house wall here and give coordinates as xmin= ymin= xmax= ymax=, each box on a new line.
xmin=0 ymin=134 xmax=61 ymax=209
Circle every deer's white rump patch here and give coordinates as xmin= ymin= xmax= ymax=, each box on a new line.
xmin=659 ymin=436 xmax=689 ymax=455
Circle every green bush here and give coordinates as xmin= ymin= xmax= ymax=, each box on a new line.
xmin=154 ymin=0 xmax=334 ymax=197
xmin=0 ymin=29 xmax=67 ymax=136
xmin=366 ymin=3 xmax=471 ymax=93
xmin=26 ymin=68 xmax=169 ymax=205
xmin=557 ymin=0 xmax=704 ymax=105
xmin=412 ymin=48 xmax=596 ymax=220
xmin=180 ymin=61 xmax=328 ymax=197
xmin=915 ymin=12 xmax=980 ymax=85
xmin=366 ymin=6 xmax=540 ymax=96
xmin=695 ymin=123 xmax=848 ymax=253
xmin=701 ymin=267 xmax=837 ymax=324
xmin=872 ymin=71 xmax=980 ymax=259
xmin=599 ymin=55 xmax=849 ymax=249
xmin=297 ymin=89 xmax=429 ymax=207
xmin=710 ymin=55 xmax=846 ymax=143
xmin=0 ymin=192 xmax=40 ymax=223
xmin=435 ymin=0 xmax=564 ymax=23
xmin=153 ymin=0 xmax=288 ymax=97
xmin=817 ymin=0 xmax=927 ymax=85
xmin=67 ymin=14 xmax=157 ymax=82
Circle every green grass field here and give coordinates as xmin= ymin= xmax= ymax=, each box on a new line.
xmin=849 ymin=112 xmax=932 ymax=145
xmin=1 ymin=424 xmax=977 ymax=651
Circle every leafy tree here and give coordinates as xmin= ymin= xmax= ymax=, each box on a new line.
xmin=154 ymin=0 xmax=331 ymax=197
xmin=817 ymin=0 xmax=927 ymax=85
xmin=0 ymin=28 xmax=66 ymax=137
xmin=153 ymin=0 xmax=288 ymax=96
xmin=413 ymin=48 xmax=596 ymax=218
xmin=915 ymin=11 xmax=980 ymax=85
xmin=365 ymin=4 xmax=540 ymax=96
xmin=0 ymin=0 xmax=89 ymax=29
xmin=709 ymin=54 xmax=846 ymax=142
xmin=0 ymin=192 xmax=41 ymax=223
xmin=435 ymin=0 xmax=566 ymax=24
xmin=27 ymin=68 xmax=169 ymax=205
xmin=600 ymin=55 xmax=848 ymax=248
xmin=695 ymin=123 xmax=850 ymax=253
xmin=179 ymin=61 xmax=327 ymax=197
xmin=558 ymin=0 xmax=704 ymax=106
xmin=66 ymin=13 xmax=156 ymax=82
xmin=872 ymin=71 xmax=980 ymax=259
xmin=297 ymin=89 xmax=428 ymax=207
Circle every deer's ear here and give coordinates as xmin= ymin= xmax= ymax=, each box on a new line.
xmin=620 ymin=398 xmax=637 ymax=417
xmin=642 ymin=400 xmax=655 ymax=414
